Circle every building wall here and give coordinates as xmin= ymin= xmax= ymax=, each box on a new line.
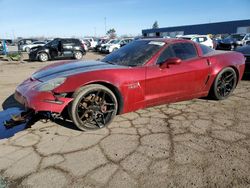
xmin=142 ymin=19 xmax=250 ymax=37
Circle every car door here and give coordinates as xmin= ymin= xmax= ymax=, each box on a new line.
xmin=62 ymin=39 xmax=74 ymax=57
xmin=49 ymin=39 xmax=59 ymax=58
xmin=145 ymin=42 xmax=211 ymax=107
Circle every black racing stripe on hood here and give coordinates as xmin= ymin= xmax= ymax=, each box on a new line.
xmin=32 ymin=61 xmax=125 ymax=81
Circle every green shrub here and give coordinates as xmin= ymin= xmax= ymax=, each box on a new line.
xmin=7 ymin=52 xmax=21 ymax=61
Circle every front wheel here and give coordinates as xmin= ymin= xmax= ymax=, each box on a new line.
xmin=210 ymin=67 xmax=237 ymax=100
xmin=38 ymin=52 xmax=49 ymax=62
xmin=69 ymin=84 xmax=118 ymax=131
xmin=74 ymin=51 xmax=83 ymax=60
xmin=25 ymin=47 xmax=30 ymax=52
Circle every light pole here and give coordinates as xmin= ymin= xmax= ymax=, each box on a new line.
xmin=104 ymin=17 xmax=107 ymax=35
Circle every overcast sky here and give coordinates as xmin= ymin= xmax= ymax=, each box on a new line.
xmin=0 ymin=0 xmax=249 ymax=38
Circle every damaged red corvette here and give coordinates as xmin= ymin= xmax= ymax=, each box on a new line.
xmin=14 ymin=39 xmax=245 ymax=131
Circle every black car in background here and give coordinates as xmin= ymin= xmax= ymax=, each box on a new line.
xmin=94 ymin=39 xmax=109 ymax=52
xmin=216 ymin=33 xmax=250 ymax=50
xmin=29 ymin=38 xmax=86 ymax=62
xmin=235 ymin=45 xmax=250 ymax=75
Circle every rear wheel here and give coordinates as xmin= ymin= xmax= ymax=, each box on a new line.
xmin=69 ymin=84 xmax=118 ymax=131
xmin=38 ymin=52 xmax=49 ymax=62
xmin=74 ymin=51 xmax=83 ymax=60
xmin=210 ymin=67 xmax=237 ymax=100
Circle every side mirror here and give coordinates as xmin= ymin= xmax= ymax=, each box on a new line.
xmin=159 ymin=57 xmax=181 ymax=69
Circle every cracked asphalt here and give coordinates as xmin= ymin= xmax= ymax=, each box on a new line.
xmin=0 ymin=53 xmax=250 ymax=188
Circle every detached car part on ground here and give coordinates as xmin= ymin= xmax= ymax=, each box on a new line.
xmin=14 ymin=39 xmax=245 ymax=131
xmin=29 ymin=38 xmax=86 ymax=62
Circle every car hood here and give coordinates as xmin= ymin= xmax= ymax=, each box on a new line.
xmin=220 ymin=38 xmax=236 ymax=44
xmin=32 ymin=60 xmax=125 ymax=81
xmin=235 ymin=45 xmax=250 ymax=55
xmin=30 ymin=45 xmax=45 ymax=51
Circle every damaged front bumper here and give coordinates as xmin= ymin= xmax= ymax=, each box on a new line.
xmin=14 ymin=78 xmax=72 ymax=113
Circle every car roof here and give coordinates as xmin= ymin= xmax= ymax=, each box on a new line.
xmin=139 ymin=38 xmax=195 ymax=44
xmin=181 ymin=34 xmax=208 ymax=38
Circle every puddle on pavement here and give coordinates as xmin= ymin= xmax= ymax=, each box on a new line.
xmin=0 ymin=108 xmax=28 ymax=139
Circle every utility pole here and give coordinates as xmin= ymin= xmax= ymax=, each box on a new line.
xmin=104 ymin=17 xmax=107 ymax=35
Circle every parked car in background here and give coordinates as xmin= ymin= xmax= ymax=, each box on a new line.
xmin=15 ymin=39 xmax=245 ymax=131
xmin=18 ymin=39 xmax=38 ymax=51
xmin=0 ymin=39 xmax=13 ymax=46
xmin=101 ymin=38 xmax=133 ymax=53
xmin=96 ymin=39 xmax=115 ymax=52
xmin=79 ymin=39 xmax=89 ymax=51
xmin=29 ymin=38 xmax=86 ymax=62
xmin=83 ymin=37 xmax=98 ymax=49
xmin=179 ymin=35 xmax=214 ymax=48
xmin=93 ymin=39 xmax=109 ymax=52
xmin=235 ymin=45 xmax=250 ymax=75
xmin=216 ymin=33 xmax=250 ymax=50
xmin=82 ymin=39 xmax=91 ymax=49
xmin=21 ymin=41 xmax=46 ymax=52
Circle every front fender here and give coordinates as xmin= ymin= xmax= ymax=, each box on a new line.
xmin=53 ymin=68 xmax=146 ymax=114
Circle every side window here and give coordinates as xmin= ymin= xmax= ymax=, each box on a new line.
xmin=26 ymin=40 xmax=32 ymax=44
xmin=192 ymin=38 xmax=199 ymax=43
xmin=171 ymin=43 xmax=197 ymax=60
xmin=51 ymin=40 xmax=59 ymax=47
xmin=245 ymin=35 xmax=250 ymax=40
xmin=200 ymin=44 xmax=214 ymax=55
xmin=157 ymin=47 xmax=175 ymax=64
xmin=198 ymin=37 xmax=207 ymax=42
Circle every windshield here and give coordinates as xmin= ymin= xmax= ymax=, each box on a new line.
xmin=101 ymin=40 xmax=165 ymax=67
xmin=44 ymin=40 xmax=53 ymax=47
xmin=112 ymin=40 xmax=120 ymax=44
xmin=226 ymin=34 xmax=245 ymax=41
xmin=108 ymin=40 xmax=115 ymax=44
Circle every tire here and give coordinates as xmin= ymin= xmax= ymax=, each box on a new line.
xmin=210 ymin=67 xmax=237 ymax=100
xmin=74 ymin=51 xmax=83 ymax=60
xmin=38 ymin=52 xmax=49 ymax=62
xmin=68 ymin=84 xmax=118 ymax=131
xmin=25 ymin=47 xmax=30 ymax=52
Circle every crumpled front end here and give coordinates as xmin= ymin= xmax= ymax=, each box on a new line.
xmin=14 ymin=78 xmax=72 ymax=113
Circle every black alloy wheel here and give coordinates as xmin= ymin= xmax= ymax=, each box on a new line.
xmin=69 ymin=84 xmax=118 ymax=131
xmin=211 ymin=67 xmax=237 ymax=100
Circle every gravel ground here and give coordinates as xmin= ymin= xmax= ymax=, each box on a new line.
xmin=0 ymin=52 xmax=250 ymax=188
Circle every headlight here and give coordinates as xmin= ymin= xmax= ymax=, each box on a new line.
xmin=36 ymin=77 xmax=66 ymax=91
xmin=106 ymin=46 xmax=110 ymax=50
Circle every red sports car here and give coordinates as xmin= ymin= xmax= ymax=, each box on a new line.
xmin=14 ymin=39 xmax=245 ymax=131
